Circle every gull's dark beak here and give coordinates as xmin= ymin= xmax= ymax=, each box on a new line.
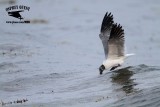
xmin=99 ymin=65 xmax=105 ymax=75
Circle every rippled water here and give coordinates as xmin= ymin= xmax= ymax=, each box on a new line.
xmin=1 ymin=63 xmax=160 ymax=107
xmin=0 ymin=0 xmax=160 ymax=107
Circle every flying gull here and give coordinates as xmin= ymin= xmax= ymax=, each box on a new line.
xmin=99 ymin=12 xmax=134 ymax=75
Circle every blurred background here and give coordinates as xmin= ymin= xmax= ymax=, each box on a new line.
xmin=0 ymin=0 xmax=160 ymax=107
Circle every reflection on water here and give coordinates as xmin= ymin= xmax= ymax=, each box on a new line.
xmin=111 ymin=67 xmax=137 ymax=95
xmin=108 ymin=65 xmax=160 ymax=107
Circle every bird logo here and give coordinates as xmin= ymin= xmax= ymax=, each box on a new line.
xmin=8 ymin=10 xmax=24 ymax=20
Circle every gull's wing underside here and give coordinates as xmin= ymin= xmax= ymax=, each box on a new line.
xmin=99 ymin=12 xmax=114 ymax=58
xmin=108 ymin=23 xmax=125 ymax=59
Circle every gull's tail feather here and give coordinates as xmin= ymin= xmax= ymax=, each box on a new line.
xmin=125 ymin=53 xmax=135 ymax=58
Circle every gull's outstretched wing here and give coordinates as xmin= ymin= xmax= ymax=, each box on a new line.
xmin=108 ymin=23 xmax=125 ymax=59
xmin=99 ymin=12 xmax=114 ymax=58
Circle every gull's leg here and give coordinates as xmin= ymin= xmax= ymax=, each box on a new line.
xmin=110 ymin=64 xmax=121 ymax=71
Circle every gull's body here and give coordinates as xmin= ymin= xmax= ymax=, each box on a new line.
xmin=99 ymin=12 xmax=134 ymax=74
xmin=103 ymin=57 xmax=124 ymax=69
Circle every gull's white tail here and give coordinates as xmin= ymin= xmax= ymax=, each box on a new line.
xmin=125 ymin=53 xmax=135 ymax=58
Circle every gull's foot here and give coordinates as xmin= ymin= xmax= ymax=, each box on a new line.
xmin=110 ymin=64 xmax=121 ymax=71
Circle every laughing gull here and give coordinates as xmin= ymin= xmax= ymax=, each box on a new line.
xmin=99 ymin=12 xmax=134 ymax=75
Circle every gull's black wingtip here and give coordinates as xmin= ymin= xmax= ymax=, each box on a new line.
xmin=110 ymin=23 xmax=124 ymax=40
xmin=101 ymin=12 xmax=114 ymax=33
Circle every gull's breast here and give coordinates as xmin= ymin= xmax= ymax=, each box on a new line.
xmin=103 ymin=57 xmax=124 ymax=69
